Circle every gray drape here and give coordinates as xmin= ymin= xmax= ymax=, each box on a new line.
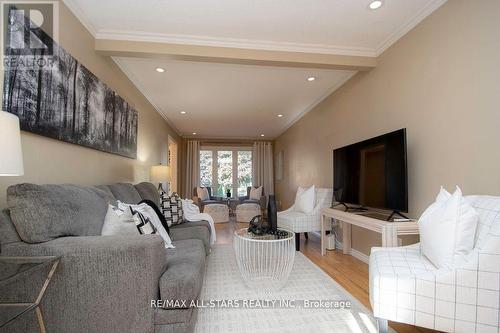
xmin=184 ymin=140 xmax=200 ymax=198
xmin=252 ymin=141 xmax=274 ymax=196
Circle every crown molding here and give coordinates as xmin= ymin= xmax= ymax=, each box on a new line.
xmin=112 ymin=57 xmax=182 ymax=136
xmin=277 ymin=70 xmax=356 ymax=137
xmin=62 ymin=0 xmax=97 ymax=37
xmin=96 ymin=30 xmax=378 ymax=57
xmin=375 ymin=0 xmax=448 ymax=56
xmin=65 ymin=0 xmax=446 ymax=59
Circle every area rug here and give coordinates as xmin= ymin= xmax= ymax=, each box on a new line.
xmin=194 ymin=244 xmax=394 ymax=333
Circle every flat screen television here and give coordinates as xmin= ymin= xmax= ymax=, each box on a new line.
xmin=333 ymin=129 xmax=408 ymax=213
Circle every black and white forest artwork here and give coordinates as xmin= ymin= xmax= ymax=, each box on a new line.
xmin=2 ymin=6 xmax=138 ymax=158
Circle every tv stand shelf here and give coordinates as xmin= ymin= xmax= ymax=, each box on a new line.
xmin=320 ymin=208 xmax=419 ymax=256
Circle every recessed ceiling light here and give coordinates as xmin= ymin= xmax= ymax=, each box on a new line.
xmin=307 ymin=76 xmax=316 ymax=82
xmin=155 ymin=67 xmax=165 ymax=73
xmin=369 ymin=0 xmax=383 ymax=10
xmin=277 ymin=114 xmax=284 ymax=118
xmin=260 ymin=134 xmax=265 ymax=137
xmin=180 ymin=111 xmax=187 ymax=114
xmin=192 ymin=132 xmax=197 ymax=135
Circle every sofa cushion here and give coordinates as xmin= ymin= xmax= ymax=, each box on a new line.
xmin=0 ymin=209 xmax=21 ymax=248
xmin=170 ymin=220 xmax=211 ymax=231
xmin=134 ymin=182 xmax=160 ymax=206
xmin=7 ymin=184 xmax=111 ymax=243
xmin=154 ymin=307 xmax=195 ymax=326
xmin=95 ymin=185 xmax=116 ymax=200
xmin=160 ymin=239 xmax=206 ymax=307
xmin=107 ymin=183 xmax=142 ymax=204
xmin=169 ymin=222 xmax=211 ymax=254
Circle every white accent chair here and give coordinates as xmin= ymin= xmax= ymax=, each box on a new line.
xmin=369 ymin=195 xmax=500 ymax=333
xmin=277 ymin=188 xmax=333 ymax=251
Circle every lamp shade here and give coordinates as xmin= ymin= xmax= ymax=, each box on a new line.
xmin=0 ymin=111 xmax=24 ymax=176
xmin=150 ymin=165 xmax=170 ymax=183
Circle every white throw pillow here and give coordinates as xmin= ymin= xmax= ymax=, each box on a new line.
xmin=418 ymin=186 xmax=479 ymax=269
xmin=294 ymin=186 xmax=305 ymax=202
xmin=117 ymin=201 xmax=174 ymax=249
xmin=453 ymin=189 xmax=479 ymax=256
xmin=101 ymin=205 xmax=138 ymax=236
xmin=197 ymin=187 xmax=209 ymax=201
xmin=294 ymin=185 xmax=316 ymax=214
xmin=418 ymin=186 xmax=451 ymax=223
xmin=249 ymin=186 xmax=262 ymax=200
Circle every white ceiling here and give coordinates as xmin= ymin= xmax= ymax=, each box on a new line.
xmin=64 ymin=0 xmax=448 ymax=139
xmin=115 ymin=58 xmax=355 ymax=139
xmin=65 ymin=0 xmax=447 ymax=56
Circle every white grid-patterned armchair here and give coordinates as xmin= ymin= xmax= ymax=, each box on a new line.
xmin=369 ymin=195 xmax=500 ymax=333
xmin=278 ymin=188 xmax=333 ymax=251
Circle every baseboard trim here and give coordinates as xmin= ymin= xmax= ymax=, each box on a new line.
xmin=334 ymin=240 xmax=370 ymax=264
xmin=311 ymin=232 xmax=370 ymax=264
xmin=349 ymin=248 xmax=370 ymax=264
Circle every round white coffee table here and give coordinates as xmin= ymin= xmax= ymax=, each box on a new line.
xmin=233 ymin=228 xmax=295 ymax=291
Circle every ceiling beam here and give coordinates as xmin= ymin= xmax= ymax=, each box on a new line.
xmin=95 ymin=39 xmax=376 ymax=71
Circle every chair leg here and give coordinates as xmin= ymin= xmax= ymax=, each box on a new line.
xmin=376 ymin=318 xmax=388 ymax=333
xmin=304 ymin=232 xmax=308 ymax=240
xmin=295 ymin=233 xmax=300 ymax=251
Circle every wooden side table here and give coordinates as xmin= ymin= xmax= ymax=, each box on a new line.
xmin=0 ymin=256 xmax=60 ymax=332
xmin=320 ymin=208 xmax=419 ymax=256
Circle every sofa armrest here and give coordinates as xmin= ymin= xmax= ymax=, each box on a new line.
xmin=2 ymin=235 xmax=166 ymax=333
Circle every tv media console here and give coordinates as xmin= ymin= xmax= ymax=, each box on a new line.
xmin=320 ymin=208 xmax=419 ymax=256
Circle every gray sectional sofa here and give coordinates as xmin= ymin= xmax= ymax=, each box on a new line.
xmin=0 ymin=182 xmax=210 ymax=333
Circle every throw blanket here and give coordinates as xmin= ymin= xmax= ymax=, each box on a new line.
xmin=182 ymin=199 xmax=217 ymax=245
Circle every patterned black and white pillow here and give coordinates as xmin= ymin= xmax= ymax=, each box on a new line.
xmin=161 ymin=192 xmax=184 ymax=226
xmin=130 ymin=207 xmax=157 ymax=235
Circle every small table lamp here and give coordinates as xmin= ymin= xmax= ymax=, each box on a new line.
xmin=150 ymin=164 xmax=170 ymax=194
xmin=0 ymin=111 xmax=24 ymax=176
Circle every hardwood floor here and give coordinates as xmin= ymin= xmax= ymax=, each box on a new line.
xmin=214 ymin=220 xmax=438 ymax=333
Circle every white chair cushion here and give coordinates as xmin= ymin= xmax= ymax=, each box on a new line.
xmin=370 ymin=246 xmax=439 ymax=326
xmin=278 ymin=211 xmax=320 ymax=233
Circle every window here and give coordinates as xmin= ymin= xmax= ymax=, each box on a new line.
xmin=199 ymin=150 xmax=213 ymax=187
xmin=199 ymin=148 xmax=252 ymax=197
xmin=217 ymin=151 xmax=232 ymax=196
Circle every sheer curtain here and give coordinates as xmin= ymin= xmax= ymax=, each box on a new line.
xmin=252 ymin=141 xmax=274 ymax=196
xmin=184 ymin=140 xmax=200 ymax=198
